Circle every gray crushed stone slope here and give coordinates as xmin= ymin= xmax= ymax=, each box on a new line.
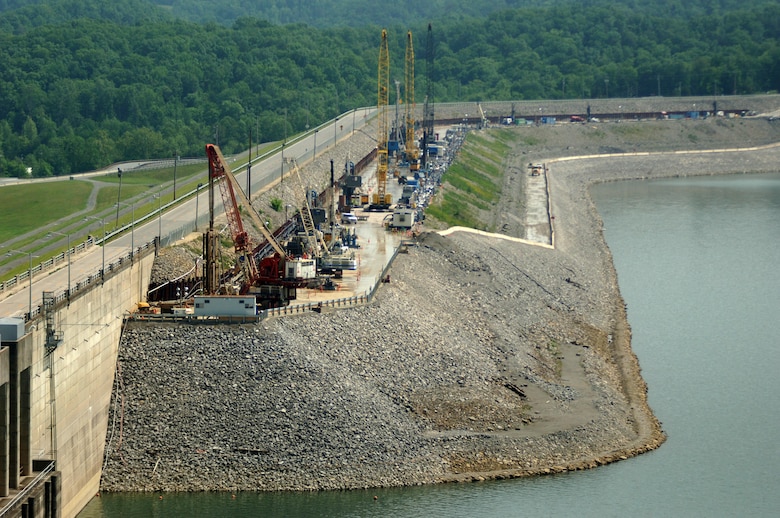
xmin=102 ymin=227 xmax=635 ymax=491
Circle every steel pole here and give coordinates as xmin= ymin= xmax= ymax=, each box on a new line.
xmin=115 ymin=168 xmax=122 ymax=227
xmin=195 ymin=183 xmax=202 ymax=232
xmin=101 ymin=218 xmax=105 ymax=282
xmin=48 ymin=231 xmax=71 ymax=300
xmin=85 ymin=216 xmax=106 ymax=282
xmin=66 ymin=233 xmax=70 ymax=300
xmin=27 ymin=252 xmax=32 ymax=317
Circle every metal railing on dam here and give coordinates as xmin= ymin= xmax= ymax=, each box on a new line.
xmin=0 ymin=239 xmax=158 ymax=322
xmin=125 ymin=238 xmax=419 ymax=324
xmin=0 ymin=461 xmax=57 ymax=518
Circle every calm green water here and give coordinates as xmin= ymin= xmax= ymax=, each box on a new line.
xmin=80 ymin=172 xmax=780 ymax=517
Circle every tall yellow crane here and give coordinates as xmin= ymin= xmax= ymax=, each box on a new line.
xmin=371 ymin=28 xmax=392 ymax=209
xmin=405 ymin=30 xmax=420 ymax=172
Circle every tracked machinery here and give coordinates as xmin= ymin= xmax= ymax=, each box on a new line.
xmin=285 ymin=157 xmax=357 ymax=276
xmin=203 ymin=143 xmax=316 ymax=308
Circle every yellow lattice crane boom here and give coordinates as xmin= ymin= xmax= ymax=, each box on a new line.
xmin=372 ymin=28 xmax=392 ymax=209
xmin=405 ymin=30 xmax=420 ymax=172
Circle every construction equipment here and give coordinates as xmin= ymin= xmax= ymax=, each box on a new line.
xmin=421 ymin=23 xmax=435 ymax=169
xmin=404 ymin=30 xmax=420 ymax=172
xmin=370 ymin=29 xmax=392 ymax=211
xmin=286 ymin=156 xmax=357 ymax=275
xmin=204 ymin=143 xmax=316 ymax=307
xmin=478 ymin=102 xmax=488 ymax=129
xmin=286 ymin=157 xmax=330 ymax=256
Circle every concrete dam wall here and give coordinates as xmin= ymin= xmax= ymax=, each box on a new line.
xmin=1 ymin=245 xmax=155 ymax=518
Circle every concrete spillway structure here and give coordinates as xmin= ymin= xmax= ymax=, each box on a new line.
xmin=0 ymin=245 xmax=155 ymax=518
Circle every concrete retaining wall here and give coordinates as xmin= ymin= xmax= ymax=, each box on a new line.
xmin=22 ymin=252 xmax=154 ymax=518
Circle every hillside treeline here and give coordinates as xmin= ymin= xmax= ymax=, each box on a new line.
xmin=0 ymin=0 xmax=778 ymax=177
xmin=1 ymin=0 xmax=762 ymax=29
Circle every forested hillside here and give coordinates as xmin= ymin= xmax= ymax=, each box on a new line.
xmin=0 ymin=0 xmax=778 ymax=177
xmin=0 ymin=0 xmax=765 ymax=28
xmin=150 ymin=0 xmax=778 ymax=27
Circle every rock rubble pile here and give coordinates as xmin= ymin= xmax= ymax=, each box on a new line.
xmin=100 ymin=116 xmax=780 ymax=491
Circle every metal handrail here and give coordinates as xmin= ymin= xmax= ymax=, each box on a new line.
xmin=0 ymin=460 xmax=56 ymax=517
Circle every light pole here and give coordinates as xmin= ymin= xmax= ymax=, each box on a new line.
xmin=85 ymin=216 xmax=106 ymax=283
xmin=115 ymin=167 xmax=122 ymax=227
xmin=154 ymin=191 xmax=163 ymax=240
xmin=47 ymin=231 xmax=71 ymax=301
xmin=195 ymin=183 xmax=203 ymax=232
xmin=115 ymin=201 xmax=135 ymax=258
xmin=334 ymin=117 xmax=338 ymax=147
xmin=247 ymin=128 xmax=252 ymax=194
xmin=173 ymin=154 xmax=178 ymax=200
xmin=280 ymin=143 xmax=285 ymax=183
xmin=313 ymin=129 xmax=318 ymax=158
xmin=6 ymin=249 xmax=33 ymax=318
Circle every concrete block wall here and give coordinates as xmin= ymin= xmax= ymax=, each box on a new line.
xmin=26 ymin=253 xmax=154 ymax=518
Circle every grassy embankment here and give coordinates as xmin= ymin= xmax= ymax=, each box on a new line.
xmin=0 ymin=163 xmax=206 ymax=278
xmin=426 ymin=128 xmax=519 ymax=231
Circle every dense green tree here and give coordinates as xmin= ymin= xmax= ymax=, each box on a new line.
xmin=0 ymin=1 xmax=777 ymax=176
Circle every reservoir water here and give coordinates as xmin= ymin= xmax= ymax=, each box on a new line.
xmin=80 ymin=172 xmax=780 ymax=517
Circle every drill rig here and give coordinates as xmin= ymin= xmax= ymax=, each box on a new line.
xmin=369 ymin=29 xmax=393 ymax=211
xmin=404 ymin=30 xmax=420 ymax=173
xmin=203 ymin=143 xmax=316 ymax=308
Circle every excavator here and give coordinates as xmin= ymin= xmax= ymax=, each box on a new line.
xmin=204 ymin=143 xmax=316 ymax=308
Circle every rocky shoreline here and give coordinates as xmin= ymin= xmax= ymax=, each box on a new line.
xmin=100 ymin=118 xmax=780 ymax=492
